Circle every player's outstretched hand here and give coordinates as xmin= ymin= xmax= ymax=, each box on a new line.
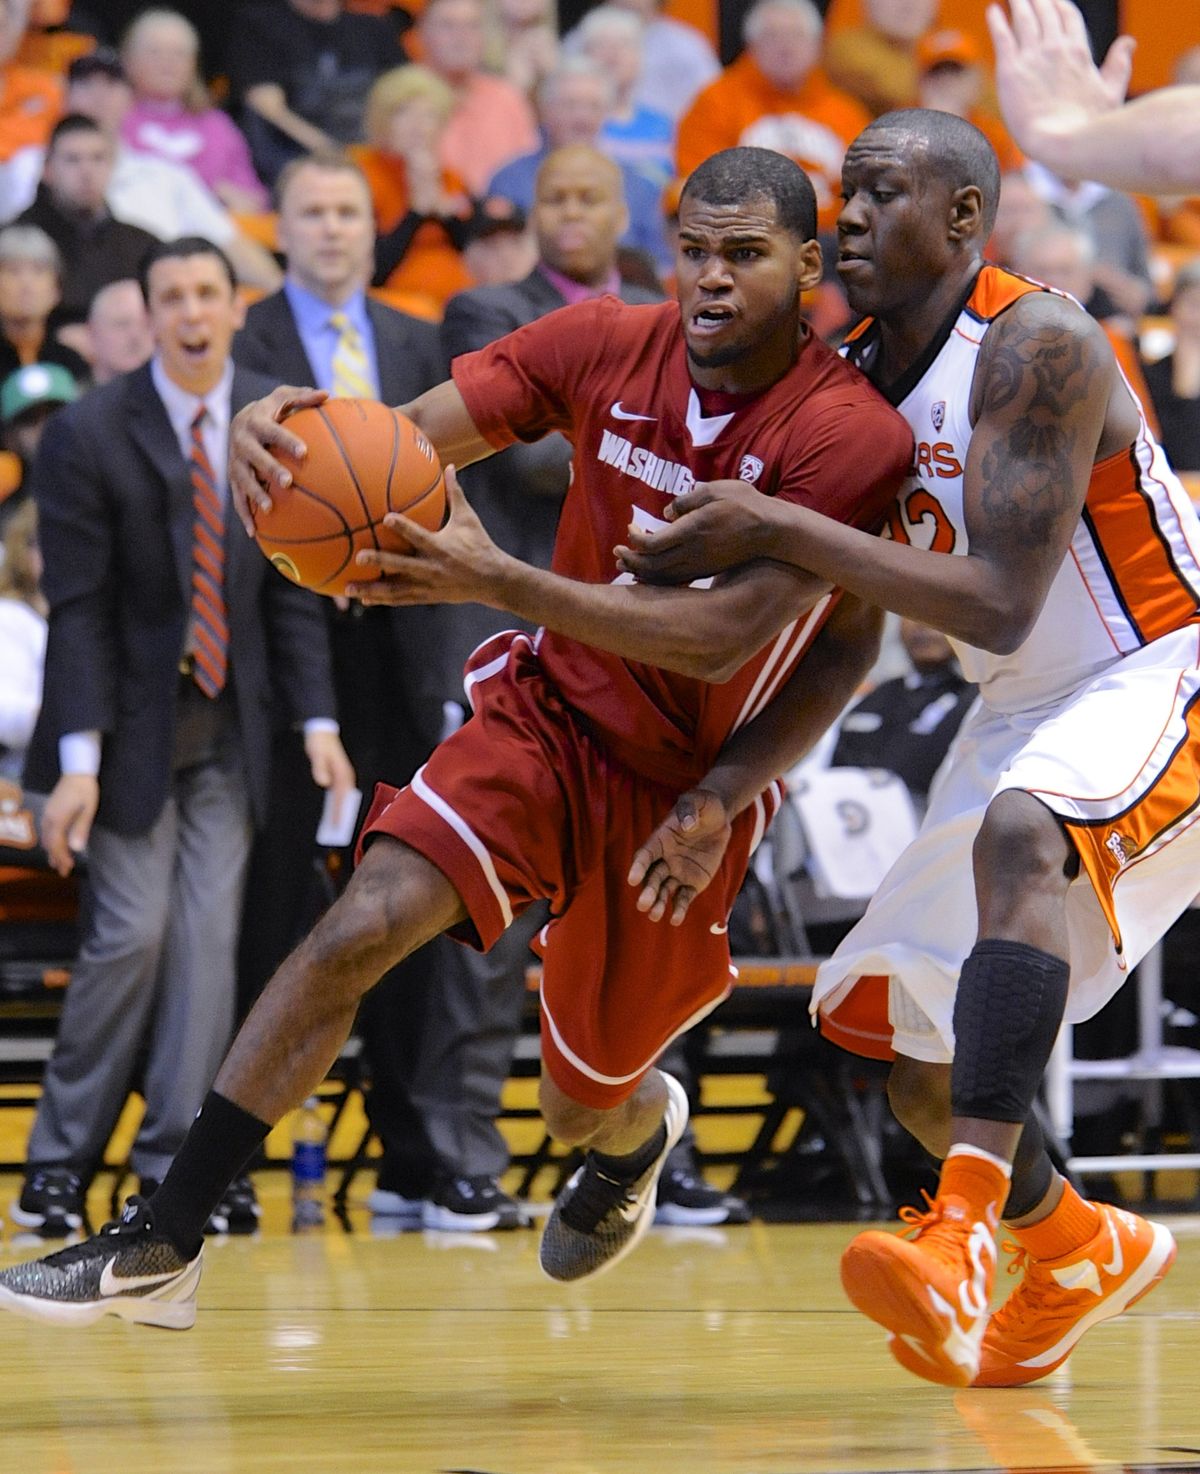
xmin=987 ymin=0 xmax=1135 ymax=159
xmin=347 ymin=466 xmax=513 ymax=606
xmin=229 ymin=385 xmax=327 ymax=536
xmin=628 ymin=788 xmax=733 ymax=926
xmin=615 ymin=479 xmax=776 ymax=585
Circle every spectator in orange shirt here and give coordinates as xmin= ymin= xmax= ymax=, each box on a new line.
xmin=418 ymin=0 xmax=539 ymax=197
xmin=0 ymin=0 xmax=62 ymax=220
xmin=823 ymin=0 xmax=937 ymax=119
xmin=915 ymin=29 xmax=1022 ymax=175
xmin=676 ymin=0 xmax=869 ymax=234
xmin=350 ymin=65 xmax=475 ymax=312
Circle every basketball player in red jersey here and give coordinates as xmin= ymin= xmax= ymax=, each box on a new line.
xmin=619 ymin=110 xmax=1196 ymax=1388
xmin=0 ymin=147 xmax=912 ymax=1327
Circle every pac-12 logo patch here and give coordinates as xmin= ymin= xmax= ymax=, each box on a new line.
xmin=931 ymin=401 xmax=946 ymax=432
xmin=738 ymin=455 xmax=764 ymax=484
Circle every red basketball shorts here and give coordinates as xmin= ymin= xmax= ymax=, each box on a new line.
xmin=359 ymin=632 xmax=781 ymax=1109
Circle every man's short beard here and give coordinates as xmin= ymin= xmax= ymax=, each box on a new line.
xmin=685 ymin=338 xmax=751 ymax=370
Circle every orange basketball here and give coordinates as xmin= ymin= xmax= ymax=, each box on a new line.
xmin=252 ymin=399 xmax=445 ymax=598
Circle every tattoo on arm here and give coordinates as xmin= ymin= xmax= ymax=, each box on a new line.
xmin=973 ymin=303 xmax=1104 ymax=550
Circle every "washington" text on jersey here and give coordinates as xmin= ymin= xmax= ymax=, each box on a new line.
xmin=597 ymin=429 xmax=695 ymax=498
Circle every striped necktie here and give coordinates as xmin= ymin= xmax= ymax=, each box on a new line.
xmin=189 ymin=405 xmax=227 ymax=698
xmin=330 ymin=310 xmax=372 ymax=399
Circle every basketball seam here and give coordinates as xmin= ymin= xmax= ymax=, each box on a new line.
xmin=398 ymin=467 xmax=444 ymax=513
xmin=399 ymin=479 xmax=445 ymax=527
xmin=384 ymin=409 xmax=401 ymax=518
xmin=318 ymin=405 xmax=380 ymax=550
xmin=265 ymin=483 xmax=354 ymax=537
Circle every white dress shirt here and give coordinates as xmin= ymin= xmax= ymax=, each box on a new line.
xmin=60 ymin=357 xmax=335 ymax=776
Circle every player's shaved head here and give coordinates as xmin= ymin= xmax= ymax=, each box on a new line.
xmin=681 ymin=148 xmax=817 ymax=243
xmin=860 ymin=109 xmax=1001 ymax=237
xmin=535 ymin=143 xmax=623 ymax=199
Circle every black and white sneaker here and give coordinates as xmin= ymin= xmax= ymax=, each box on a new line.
xmin=422 ymin=1175 xmax=527 ymax=1232
xmin=0 ymin=1197 xmax=201 ymax=1329
xmin=10 ymin=1168 xmax=85 ymax=1236
xmin=655 ymin=1166 xmax=752 ymax=1227
xmin=539 ymin=1072 xmax=689 ymax=1282
xmin=366 ymin=1185 xmax=425 ymax=1221
xmin=205 ymin=1175 xmax=261 ymax=1235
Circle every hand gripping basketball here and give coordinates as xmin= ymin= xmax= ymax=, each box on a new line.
xmin=345 ymin=466 xmax=515 ymax=608
xmin=250 ymin=399 xmax=446 ymax=598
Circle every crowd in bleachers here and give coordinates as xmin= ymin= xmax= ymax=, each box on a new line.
xmin=1 ymin=0 xmax=1199 ymax=1236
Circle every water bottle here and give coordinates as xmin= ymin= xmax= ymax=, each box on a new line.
xmin=291 ymin=1096 xmax=327 ymax=1231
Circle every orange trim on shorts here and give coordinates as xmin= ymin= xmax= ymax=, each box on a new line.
xmin=1063 ymin=684 xmax=1200 ymax=954
xmin=818 ymin=973 xmax=895 ymax=1062
xmin=1083 ymin=448 xmax=1200 ymax=644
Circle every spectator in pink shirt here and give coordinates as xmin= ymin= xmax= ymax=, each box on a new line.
xmin=119 ymin=9 xmax=270 ymax=214
xmin=418 ymin=0 xmax=539 ymax=196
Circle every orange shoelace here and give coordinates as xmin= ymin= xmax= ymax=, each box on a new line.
xmin=896 ymin=1192 xmax=974 ymax=1273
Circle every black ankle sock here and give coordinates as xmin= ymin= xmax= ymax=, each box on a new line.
xmin=148 ymin=1091 xmax=271 ymax=1257
xmin=591 ymin=1123 xmax=668 ymax=1183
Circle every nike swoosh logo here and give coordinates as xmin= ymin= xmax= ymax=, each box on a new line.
xmin=709 ymin=922 xmax=729 ymax=935
xmin=1102 ymin=1213 xmax=1124 ymax=1277
xmin=611 ymin=402 xmax=657 ymax=422
xmin=99 ymin=1258 xmax=181 ymax=1297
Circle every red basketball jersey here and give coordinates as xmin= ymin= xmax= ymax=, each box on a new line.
xmin=452 ymin=296 xmax=912 ymax=784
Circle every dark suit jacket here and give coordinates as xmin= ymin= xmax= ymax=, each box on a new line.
xmin=434 ymin=269 xmax=662 ymax=692
xmin=23 ymin=363 xmax=336 ymax=836
xmin=232 ymin=287 xmax=449 ymax=779
xmin=232 ymin=289 xmax=443 ymax=408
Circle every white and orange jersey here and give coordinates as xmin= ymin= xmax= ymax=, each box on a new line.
xmin=843 ymin=265 xmax=1200 ymax=714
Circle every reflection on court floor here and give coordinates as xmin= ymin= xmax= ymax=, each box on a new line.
xmin=0 ymin=1203 xmax=1196 ymax=1474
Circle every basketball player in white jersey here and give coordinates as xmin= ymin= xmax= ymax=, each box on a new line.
xmin=617 ymin=108 xmax=1199 ymax=1389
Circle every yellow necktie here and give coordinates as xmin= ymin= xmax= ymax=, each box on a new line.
xmin=330 ymin=311 xmax=373 ymax=399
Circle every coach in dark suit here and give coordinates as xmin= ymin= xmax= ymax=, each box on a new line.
xmin=15 ymin=238 xmax=352 ymax=1235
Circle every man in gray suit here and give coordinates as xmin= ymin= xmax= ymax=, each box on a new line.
xmin=16 ymin=237 xmax=354 ymax=1237
xmin=233 ymin=154 xmax=445 ymax=1015
xmin=361 ymin=145 xmax=747 ymax=1231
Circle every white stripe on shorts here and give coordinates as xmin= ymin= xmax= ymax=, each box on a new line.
xmin=540 ymin=981 xmax=731 ymax=1087
xmin=410 ymin=766 xmax=514 ymax=928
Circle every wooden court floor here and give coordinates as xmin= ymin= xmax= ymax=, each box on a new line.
xmin=0 ymin=1180 xmax=1196 ymax=1474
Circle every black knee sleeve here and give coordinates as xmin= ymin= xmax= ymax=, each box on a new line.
xmin=951 ymin=938 xmax=1069 ymax=1123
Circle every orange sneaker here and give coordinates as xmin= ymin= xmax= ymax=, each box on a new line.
xmin=840 ymin=1193 xmax=999 ymax=1388
xmin=974 ymin=1204 xmax=1176 ymax=1386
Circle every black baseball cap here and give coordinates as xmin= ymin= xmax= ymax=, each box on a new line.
xmin=67 ymin=47 xmax=126 ymax=86
xmin=462 ymin=199 xmax=528 ymax=246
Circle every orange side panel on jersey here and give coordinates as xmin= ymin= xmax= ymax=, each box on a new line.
xmin=1064 ymin=684 xmax=1200 ymax=955
xmin=1084 ymin=449 xmax=1200 ymax=644
xmin=818 ymin=973 xmax=895 ymax=1061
